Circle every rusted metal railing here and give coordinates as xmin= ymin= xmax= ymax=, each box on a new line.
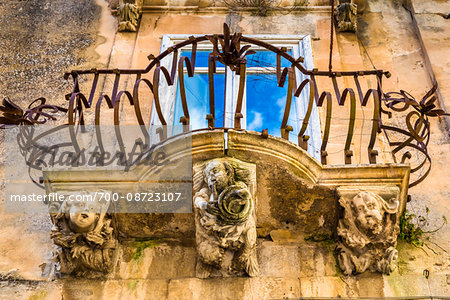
xmin=1 ymin=24 xmax=447 ymax=188
xmin=62 ymin=24 xmax=389 ymax=166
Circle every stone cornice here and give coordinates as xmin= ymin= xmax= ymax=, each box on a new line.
xmin=141 ymin=5 xmax=332 ymax=14
xmin=44 ymin=129 xmax=410 ymax=215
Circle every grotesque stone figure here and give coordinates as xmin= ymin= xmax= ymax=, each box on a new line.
xmin=49 ymin=192 xmax=116 ymax=277
xmin=337 ymin=191 xmax=399 ymax=275
xmin=117 ymin=0 xmax=139 ymax=32
xmin=193 ymin=158 xmax=258 ymax=278
xmin=335 ymin=0 xmax=357 ymax=33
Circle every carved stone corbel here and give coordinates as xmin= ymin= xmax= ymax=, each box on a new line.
xmin=335 ymin=0 xmax=357 ymax=33
xmin=115 ymin=0 xmax=141 ymax=32
xmin=193 ymin=158 xmax=259 ymax=278
xmin=48 ymin=191 xmax=117 ymax=277
xmin=337 ymin=187 xmax=400 ymax=275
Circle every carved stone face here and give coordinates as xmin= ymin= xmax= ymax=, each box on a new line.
xmin=204 ymin=161 xmax=233 ymax=197
xmin=68 ymin=201 xmax=98 ymax=233
xmin=351 ymin=192 xmax=383 ymax=235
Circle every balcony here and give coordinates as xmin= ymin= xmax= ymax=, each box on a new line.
xmin=2 ymin=24 xmax=442 ymax=280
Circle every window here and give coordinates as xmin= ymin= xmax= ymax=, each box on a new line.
xmin=152 ymin=35 xmax=321 ymax=160
xmin=172 ymin=50 xmax=226 ymax=130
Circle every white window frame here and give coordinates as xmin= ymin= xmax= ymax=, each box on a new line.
xmin=152 ymin=34 xmax=321 ymax=160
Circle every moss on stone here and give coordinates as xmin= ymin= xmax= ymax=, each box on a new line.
xmin=332 ymin=245 xmax=344 ymax=278
xmin=28 ymin=290 xmax=48 ymax=300
xmin=304 ymin=232 xmax=341 ymax=277
xmin=131 ymin=238 xmax=162 ymax=261
xmin=304 ymin=232 xmax=334 ymax=243
xmin=397 ymin=258 xmax=409 ymax=275
xmin=127 ymin=280 xmax=139 ymax=291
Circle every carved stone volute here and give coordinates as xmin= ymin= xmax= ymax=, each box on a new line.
xmin=193 ymin=158 xmax=259 ymax=278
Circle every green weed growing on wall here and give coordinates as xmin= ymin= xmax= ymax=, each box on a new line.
xmin=399 ymin=207 xmax=447 ymax=246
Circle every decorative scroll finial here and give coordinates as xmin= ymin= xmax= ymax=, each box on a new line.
xmin=0 ymin=97 xmax=67 ymax=128
xmin=206 ymin=23 xmax=256 ymax=73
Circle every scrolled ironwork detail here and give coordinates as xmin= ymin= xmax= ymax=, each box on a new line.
xmin=0 ymin=97 xmax=67 ymax=128
xmin=380 ymin=83 xmax=449 ymax=187
xmin=1 ymin=24 xmax=448 ymax=189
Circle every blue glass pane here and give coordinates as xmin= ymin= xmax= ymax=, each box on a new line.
xmin=246 ymin=50 xmax=292 ymax=68
xmin=245 ymin=73 xmax=297 ymax=141
xmin=173 ymin=73 xmax=225 ymax=130
xmin=181 ymin=49 xmax=292 ymax=69
xmin=181 ymin=51 xmax=225 ymax=68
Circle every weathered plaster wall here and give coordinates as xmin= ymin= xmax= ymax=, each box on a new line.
xmin=0 ymin=0 xmax=114 ymax=283
xmin=0 ymin=0 xmax=449 ymax=299
xmin=368 ymin=0 xmax=450 ymax=296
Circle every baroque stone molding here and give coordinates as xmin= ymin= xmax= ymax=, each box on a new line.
xmin=335 ymin=0 xmax=357 ymax=33
xmin=193 ymin=158 xmax=259 ymax=277
xmin=44 ymin=130 xmax=410 ymax=240
xmin=337 ymin=187 xmax=400 ymax=275
xmin=48 ymin=191 xmax=117 ymax=277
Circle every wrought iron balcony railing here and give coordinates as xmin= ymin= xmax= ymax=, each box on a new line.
xmin=1 ymin=24 xmax=447 ymax=188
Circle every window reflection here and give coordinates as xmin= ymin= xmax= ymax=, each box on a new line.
xmin=173 ymin=73 xmax=225 ymax=129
